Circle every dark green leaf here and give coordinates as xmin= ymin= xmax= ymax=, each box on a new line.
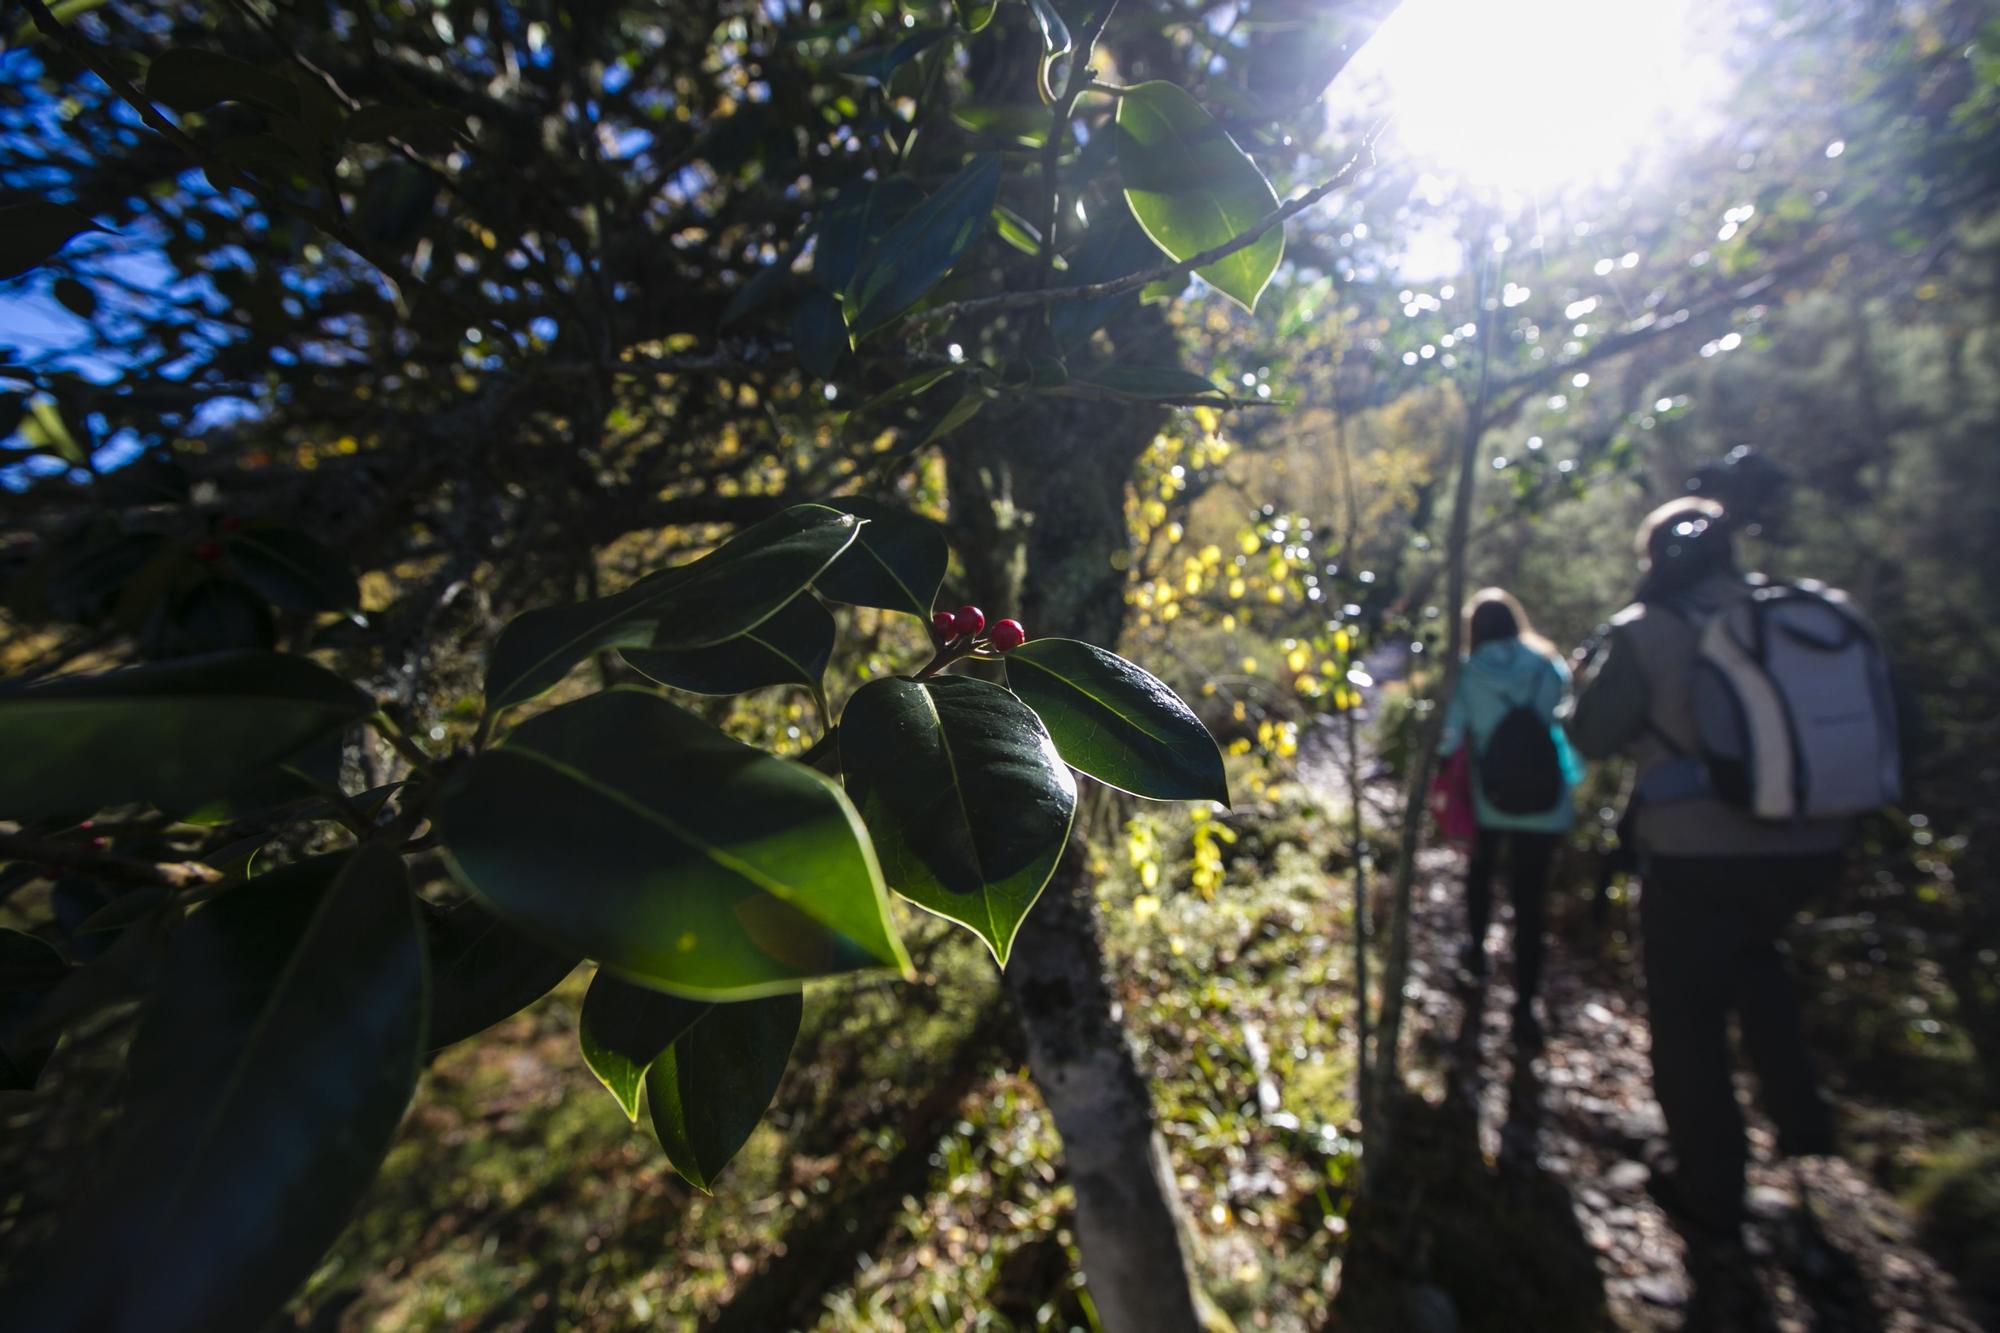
xmin=0 ymin=928 xmax=67 ymax=1091
xmin=579 ymin=970 xmax=709 ymax=1122
xmin=647 ymin=991 xmax=801 ymax=1191
xmin=847 ymin=155 xmax=1002 ymax=333
xmin=814 ymin=178 xmax=924 ymax=293
xmin=1116 ymin=81 xmax=1283 ymax=311
xmin=8 ymin=846 xmax=423 ymax=1333
xmin=912 ymin=388 xmax=987 ymax=453
xmin=813 ymin=499 xmax=949 ymax=619
xmin=147 ymin=48 xmax=299 ymax=117
xmin=949 ymin=103 xmax=1049 ymax=148
xmin=437 ymin=688 xmax=909 ymax=997
xmin=424 ymin=899 xmax=577 ymax=1051
xmin=0 ymin=652 xmax=372 ymax=820
xmin=483 ymin=504 xmax=861 ymax=712
xmin=842 ymin=28 xmax=949 ymax=85
xmin=955 ymin=0 xmax=999 ymax=32
xmin=341 ymin=105 xmax=465 ymax=153
xmin=792 ymin=287 xmax=848 ymax=379
xmin=1005 ymin=637 xmax=1229 ymax=801
xmin=226 ymin=526 xmax=361 ymax=616
xmin=622 ymin=593 xmax=834 ymax=695
xmin=839 ymin=675 xmax=1076 ymax=963
xmin=1066 ymin=364 xmax=1227 ymax=402
xmin=1048 ymin=212 xmax=1155 ymax=350
xmin=142 ymin=579 xmax=275 ymax=658
xmin=844 ymin=366 xmax=957 ymax=418
xmin=0 ymin=203 xmax=103 ymax=282
xmin=52 ymin=277 xmax=95 ymax=318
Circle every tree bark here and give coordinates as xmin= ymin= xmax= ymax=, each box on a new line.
xmin=945 ymin=310 xmax=1210 ymax=1332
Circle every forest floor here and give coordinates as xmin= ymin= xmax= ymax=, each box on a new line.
xmin=1299 ymin=721 xmax=1992 ymax=1333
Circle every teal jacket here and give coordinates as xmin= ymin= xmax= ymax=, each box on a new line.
xmin=1438 ymin=638 xmax=1580 ymax=833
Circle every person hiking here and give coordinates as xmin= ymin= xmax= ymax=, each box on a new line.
xmin=1438 ymin=588 xmax=1582 ymax=1051
xmin=1569 ymin=494 xmax=1900 ymax=1259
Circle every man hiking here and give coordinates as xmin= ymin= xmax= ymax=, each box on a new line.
xmin=1569 ymin=491 xmax=1901 ymax=1297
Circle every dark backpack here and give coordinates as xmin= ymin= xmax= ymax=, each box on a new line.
xmin=1478 ymin=679 xmax=1563 ymax=815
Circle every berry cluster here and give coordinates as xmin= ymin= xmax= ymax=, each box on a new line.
xmin=931 ymin=605 xmax=1026 ymax=653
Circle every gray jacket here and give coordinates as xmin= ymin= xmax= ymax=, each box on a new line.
xmin=1569 ymin=572 xmax=1849 ymax=858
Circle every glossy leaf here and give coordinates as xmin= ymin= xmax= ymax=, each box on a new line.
xmin=579 ymin=970 xmax=709 ymax=1121
xmin=621 ymin=593 xmax=834 ymax=695
xmin=1048 ymin=212 xmax=1156 ymax=350
xmin=792 ymin=287 xmax=848 ymax=379
xmin=9 ymin=846 xmax=424 ymax=1333
xmin=0 ymin=651 xmax=372 ymax=820
xmin=424 ymin=899 xmax=577 ymax=1051
xmin=146 ymin=48 xmax=298 ymax=117
xmin=1067 ymin=364 xmax=1229 ymax=402
xmin=0 ymin=202 xmax=102 ymax=282
xmin=1025 ymin=0 xmax=1073 ymax=56
xmin=953 ymin=0 xmax=999 ymax=32
xmin=437 ymin=688 xmax=909 ymax=997
xmin=1116 ymin=81 xmax=1283 ymax=311
xmin=814 ymin=499 xmax=950 ymax=619
xmin=483 ymin=504 xmax=861 ymax=712
xmin=647 ymin=991 xmax=801 ymax=1191
xmin=839 ymin=675 xmax=1076 ymax=963
xmin=949 ymin=104 xmax=1049 ymax=148
xmin=226 ymin=526 xmax=361 ymax=616
xmin=1005 ymin=637 xmax=1230 ymax=802
xmin=847 ymin=154 xmax=1002 ymax=333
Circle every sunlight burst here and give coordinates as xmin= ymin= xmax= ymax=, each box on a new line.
xmin=1347 ymin=0 xmax=1725 ymax=194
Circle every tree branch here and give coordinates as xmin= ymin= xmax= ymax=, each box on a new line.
xmin=901 ymin=120 xmax=1388 ymax=331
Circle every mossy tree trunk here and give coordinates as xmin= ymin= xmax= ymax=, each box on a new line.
xmin=945 ymin=308 xmax=1211 ymax=1333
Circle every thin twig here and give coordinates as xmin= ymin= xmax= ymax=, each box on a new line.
xmin=0 ymin=829 xmax=222 ymax=890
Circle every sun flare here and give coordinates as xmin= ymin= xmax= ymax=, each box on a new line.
xmin=1343 ymin=0 xmax=1726 ymax=194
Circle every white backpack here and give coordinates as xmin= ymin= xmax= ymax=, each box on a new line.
xmin=1684 ymin=581 xmax=1901 ymax=821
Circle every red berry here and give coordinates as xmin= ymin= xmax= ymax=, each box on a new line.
xmin=952 ymin=605 xmax=985 ymax=638
xmin=191 ymin=540 xmax=223 ymax=561
xmin=931 ymin=611 xmax=959 ymax=639
xmin=990 ymin=618 xmax=1027 ymax=652
xmin=218 ymin=515 xmax=244 ymax=535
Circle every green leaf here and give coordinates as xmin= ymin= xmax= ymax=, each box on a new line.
xmin=954 ymin=0 xmax=999 ymax=33
xmin=52 ymin=276 xmax=96 ymax=318
xmin=437 ymin=688 xmax=909 ymax=997
xmin=0 ymin=204 xmax=103 ymax=282
xmin=1048 ymin=212 xmax=1157 ymax=350
xmin=146 ymin=48 xmax=299 ymax=117
xmin=1116 ymin=81 xmax=1283 ymax=311
xmin=482 ymin=504 xmax=861 ymax=713
xmin=949 ymin=103 xmax=1050 ymax=148
xmin=0 ymin=652 xmax=372 ymax=820
xmin=1066 ymin=364 xmax=1228 ymax=402
xmin=579 ymin=970 xmax=710 ymax=1122
xmin=1025 ymin=0 xmax=1073 ymax=56
xmin=424 ymin=899 xmax=577 ymax=1051
xmin=0 ymin=928 xmax=68 ymax=1091
xmin=842 ymin=28 xmax=949 ymax=85
xmin=843 ymin=366 xmax=957 ymax=418
xmin=647 ymin=991 xmax=801 ymax=1191
xmin=621 ymin=593 xmax=834 ymax=695
xmin=813 ymin=499 xmax=950 ymax=619
xmin=814 ymin=178 xmax=924 ymax=293
xmin=341 ymin=105 xmax=465 ymax=153
xmin=839 ymin=675 xmax=1076 ymax=964
xmin=847 ymin=154 xmax=1002 ymax=333
xmin=912 ymin=388 xmax=987 ymax=453
xmin=142 ymin=579 xmax=275 ymax=658
xmin=225 ymin=526 xmax=361 ymax=616
xmin=792 ymin=287 xmax=848 ymax=379
xmin=1005 ymin=638 xmax=1229 ymax=802
xmin=9 ymin=846 xmax=424 ymax=1333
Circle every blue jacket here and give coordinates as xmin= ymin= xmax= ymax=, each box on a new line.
xmin=1439 ymin=638 xmax=1580 ymax=833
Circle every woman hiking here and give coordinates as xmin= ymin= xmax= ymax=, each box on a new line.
xmin=1438 ymin=588 xmax=1582 ymax=1050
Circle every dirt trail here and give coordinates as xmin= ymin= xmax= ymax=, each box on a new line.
xmin=1299 ymin=720 xmax=1984 ymax=1332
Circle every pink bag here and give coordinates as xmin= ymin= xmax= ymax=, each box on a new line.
xmin=1429 ymin=746 xmax=1477 ymax=847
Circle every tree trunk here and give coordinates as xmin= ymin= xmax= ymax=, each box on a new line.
xmin=946 ymin=314 xmax=1210 ymax=1332
xmin=1366 ymin=228 xmax=1497 ymax=1178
